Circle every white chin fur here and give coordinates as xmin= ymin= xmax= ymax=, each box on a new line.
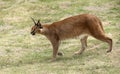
xmin=40 ymin=29 xmax=43 ymax=32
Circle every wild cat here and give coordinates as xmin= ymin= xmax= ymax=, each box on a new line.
xmin=31 ymin=14 xmax=112 ymax=61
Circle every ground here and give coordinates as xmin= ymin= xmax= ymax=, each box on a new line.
xmin=0 ymin=0 xmax=120 ymax=74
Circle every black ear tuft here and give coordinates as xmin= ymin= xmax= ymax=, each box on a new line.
xmin=37 ymin=20 xmax=43 ymax=28
xmin=31 ymin=17 xmax=36 ymax=25
xmin=37 ymin=20 xmax=41 ymax=25
xmin=38 ymin=20 xmax=40 ymax=23
xmin=37 ymin=20 xmax=40 ymax=24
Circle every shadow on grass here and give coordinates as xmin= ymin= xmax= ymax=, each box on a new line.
xmin=0 ymin=47 xmax=110 ymax=70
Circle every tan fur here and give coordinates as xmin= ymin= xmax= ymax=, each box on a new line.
xmin=31 ymin=14 xmax=112 ymax=61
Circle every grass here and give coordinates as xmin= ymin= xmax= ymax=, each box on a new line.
xmin=0 ymin=0 xmax=120 ymax=74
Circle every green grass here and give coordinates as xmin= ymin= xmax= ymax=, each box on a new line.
xmin=0 ymin=0 xmax=120 ymax=74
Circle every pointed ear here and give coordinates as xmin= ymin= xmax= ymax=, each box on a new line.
xmin=31 ymin=17 xmax=36 ymax=25
xmin=37 ymin=20 xmax=41 ymax=26
xmin=37 ymin=20 xmax=43 ymax=28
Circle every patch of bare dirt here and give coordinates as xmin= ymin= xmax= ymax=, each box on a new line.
xmin=84 ymin=6 xmax=108 ymax=12
xmin=0 ymin=25 xmax=13 ymax=31
xmin=59 ymin=1 xmax=72 ymax=9
xmin=84 ymin=1 xmax=114 ymax=12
